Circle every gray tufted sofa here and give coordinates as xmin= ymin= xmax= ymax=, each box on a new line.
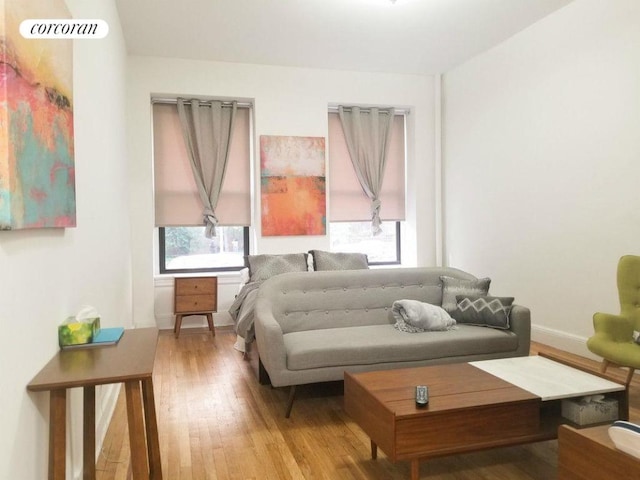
xmin=253 ymin=266 xmax=531 ymax=416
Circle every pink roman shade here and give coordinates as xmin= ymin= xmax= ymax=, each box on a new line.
xmin=328 ymin=111 xmax=406 ymax=222
xmin=153 ymin=102 xmax=251 ymax=226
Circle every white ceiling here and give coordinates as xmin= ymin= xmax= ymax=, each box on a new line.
xmin=115 ymin=0 xmax=573 ymax=75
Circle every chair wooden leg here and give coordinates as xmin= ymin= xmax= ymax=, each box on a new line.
xmin=601 ymin=360 xmax=634 ymax=386
xmin=625 ymin=368 xmax=635 ymax=386
xmin=285 ymin=386 xmax=296 ymax=418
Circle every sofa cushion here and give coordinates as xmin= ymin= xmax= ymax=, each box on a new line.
xmin=440 ymin=276 xmax=491 ymax=313
xmin=453 ymin=295 xmax=515 ymax=329
xmin=310 ymin=250 xmax=369 ymax=271
xmin=247 ymin=253 xmax=308 ymax=282
xmin=283 ymin=324 xmax=518 ymax=371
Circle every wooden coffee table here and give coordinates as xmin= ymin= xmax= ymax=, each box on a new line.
xmin=344 ymin=355 xmax=627 ymax=480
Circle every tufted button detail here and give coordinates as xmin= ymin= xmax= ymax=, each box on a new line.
xmin=345 ymin=309 xmax=350 ymax=314
xmin=325 ymin=311 xmax=329 ymax=315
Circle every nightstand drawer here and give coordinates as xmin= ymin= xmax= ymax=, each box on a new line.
xmin=175 ymin=278 xmax=217 ymax=296
xmin=175 ymin=294 xmax=216 ymax=313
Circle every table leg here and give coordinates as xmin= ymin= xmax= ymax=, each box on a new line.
xmin=142 ymin=378 xmax=163 ymax=479
xmin=83 ymin=386 xmax=96 ymax=480
xmin=370 ymin=440 xmax=377 ymax=460
xmin=125 ymin=380 xmax=149 ymax=479
xmin=620 ymin=388 xmax=630 ymax=421
xmin=174 ymin=314 xmax=183 ymax=338
xmin=49 ymin=389 xmax=67 ymax=480
xmin=206 ymin=313 xmax=215 ymax=336
xmin=411 ymin=459 xmax=420 ymax=480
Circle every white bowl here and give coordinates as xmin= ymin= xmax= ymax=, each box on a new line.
xmin=608 ymin=421 xmax=640 ymax=459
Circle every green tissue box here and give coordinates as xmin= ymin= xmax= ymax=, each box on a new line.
xmin=58 ymin=317 xmax=101 ymax=347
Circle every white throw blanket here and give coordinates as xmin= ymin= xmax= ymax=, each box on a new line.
xmin=391 ymin=299 xmax=457 ymax=333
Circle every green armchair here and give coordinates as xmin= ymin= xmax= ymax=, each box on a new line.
xmin=587 ymin=255 xmax=640 ymax=386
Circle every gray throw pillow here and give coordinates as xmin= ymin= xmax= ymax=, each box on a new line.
xmin=247 ymin=253 xmax=308 ymax=282
xmin=440 ymin=276 xmax=491 ymax=313
xmin=310 ymin=250 xmax=369 ymax=271
xmin=453 ymin=295 xmax=515 ymax=329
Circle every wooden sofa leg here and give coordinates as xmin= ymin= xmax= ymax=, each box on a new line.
xmin=601 ymin=359 xmax=610 ymax=374
xmin=285 ymin=386 xmax=296 ymax=418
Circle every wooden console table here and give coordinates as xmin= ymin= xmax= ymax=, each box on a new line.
xmin=27 ymin=328 xmax=162 ymax=480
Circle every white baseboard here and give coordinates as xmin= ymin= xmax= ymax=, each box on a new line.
xmin=531 ymin=324 xmax=599 ymax=361
xmin=69 ymin=383 xmax=122 ymax=480
xmin=96 ymin=383 xmax=121 ymax=461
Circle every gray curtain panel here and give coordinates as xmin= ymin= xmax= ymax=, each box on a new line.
xmin=177 ymin=98 xmax=237 ymax=238
xmin=338 ymin=105 xmax=395 ymax=235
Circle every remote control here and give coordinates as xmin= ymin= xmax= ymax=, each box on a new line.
xmin=415 ymin=385 xmax=429 ymax=407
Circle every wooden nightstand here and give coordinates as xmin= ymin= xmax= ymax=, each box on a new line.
xmin=173 ymin=276 xmax=217 ymax=338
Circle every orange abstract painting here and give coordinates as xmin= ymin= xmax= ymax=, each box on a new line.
xmin=260 ymin=136 xmax=325 ymax=236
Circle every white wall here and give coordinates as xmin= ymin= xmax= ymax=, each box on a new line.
xmin=0 ymin=1 xmax=131 ymax=478
xmin=126 ymin=57 xmax=437 ymax=328
xmin=442 ymin=0 xmax=640 ymax=357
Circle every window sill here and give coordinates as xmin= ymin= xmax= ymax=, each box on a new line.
xmin=154 ymin=270 xmax=244 ymax=287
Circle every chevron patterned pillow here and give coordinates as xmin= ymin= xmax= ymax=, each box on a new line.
xmin=453 ymin=295 xmax=515 ymax=329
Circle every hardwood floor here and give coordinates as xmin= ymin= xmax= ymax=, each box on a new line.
xmin=96 ymin=327 xmax=639 ymax=479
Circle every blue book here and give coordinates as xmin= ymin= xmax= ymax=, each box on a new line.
xmin=92 ymin=327 xmax=125 ymax=345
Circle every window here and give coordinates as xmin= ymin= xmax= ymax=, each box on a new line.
xmin=327 ymin=107 xmax=406 ymax=265
xmin=152 ymin=98 xmax=252 ymax=272
xmin=159 ymin=226 xmax=248 ymax=273
xmin=330 ymin=221 xmax=401 ymax=265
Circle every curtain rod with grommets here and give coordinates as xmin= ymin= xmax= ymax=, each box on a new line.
xmin=151 ymin=97 xmax=253 ymax=108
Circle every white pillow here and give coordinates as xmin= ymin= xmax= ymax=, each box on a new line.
xmin=238 ymin=267 xmax=250 ymax=291
xmin=391 ymin=300 xmax=456 ymax=333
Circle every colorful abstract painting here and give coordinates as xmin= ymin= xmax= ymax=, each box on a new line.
xmin=260 ymin=135 xmax=326 ymax=236
xmin=0 ymin=0 xmax=76 ymax=230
